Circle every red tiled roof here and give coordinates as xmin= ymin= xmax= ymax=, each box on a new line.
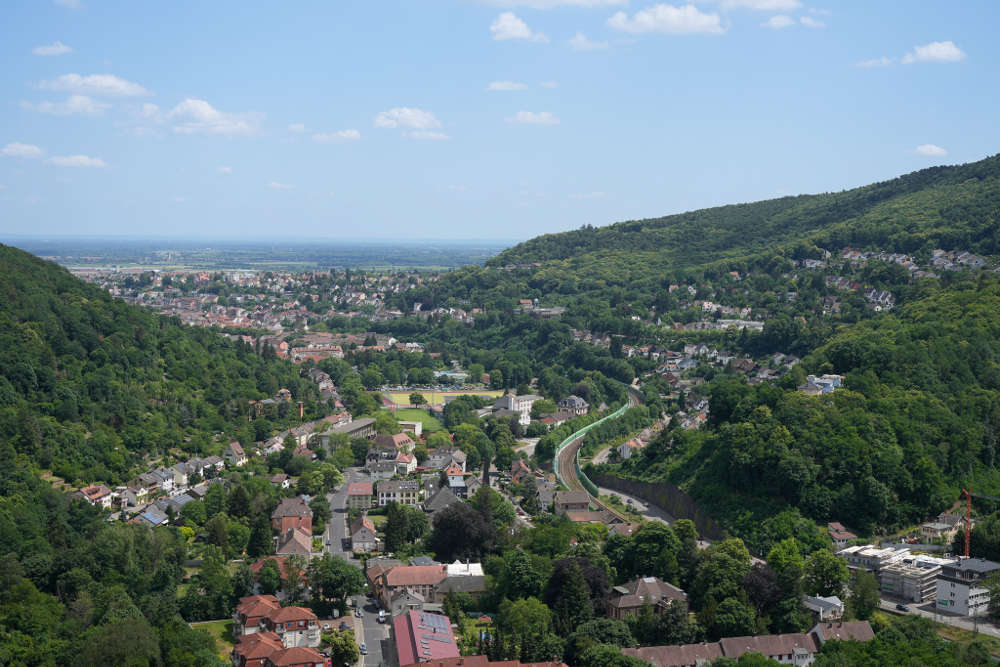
xmin=265 ymin=646 xmax=326 ymax=666
xmin=267 ymin=605 xmax=317 ymax=624
xmin=347 ymin=481 xmax=374 ymax=496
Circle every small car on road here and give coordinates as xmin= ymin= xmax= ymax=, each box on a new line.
xmin=896 ymin=603 xmax=910 ymax=612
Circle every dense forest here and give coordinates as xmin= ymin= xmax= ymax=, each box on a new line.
xmin=0 ymin=244 xmax=328 ymax=484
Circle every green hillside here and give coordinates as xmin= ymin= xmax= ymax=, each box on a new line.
xmin=492 ymin=153 xmax=1000 ymax=276
xmin=0 ymin=244 xmax=327 ymax=484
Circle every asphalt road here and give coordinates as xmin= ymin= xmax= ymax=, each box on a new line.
xmin=597 ymin=486 xmax=675 ymax=525
xmin=353 ymin=594 xmax=393 ymax=667
xmin=878 ymin=598 xmax=1000 ymax=638
xmin=326 ymin=468 xmax=361 ymax=564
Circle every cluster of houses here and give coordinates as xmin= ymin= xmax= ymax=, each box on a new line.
xmin=797 ymin=374 xmax=844 ymax=396
xmin=231 ymin=594 xmax=328 ymax=666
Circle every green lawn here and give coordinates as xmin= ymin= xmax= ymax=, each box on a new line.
xmin=190 ymin=620 xmax=234 ymax=660
xmin=391 ymin=408 xmax=445 ymax=433
xmin=385 ymin=390 xmax=503 ymax=407
xmin=369 ymin=515 xmax=388 ymax=528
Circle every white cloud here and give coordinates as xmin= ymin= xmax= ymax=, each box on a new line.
xmin=903 ymin=41 xmax=966 ymax=64
xmin=799 ymin=15 xmax=824 ymax=28
xmin=481 ymin=0 xmax=625 ymax=7
xmin=569 ymin=32 xmax=609 ymax=50
xmin=488 ymin=81 xmax=529 ymax=91
xmin=506 ymin=111 xmax=560 ymax=125
xmin=809 ymin=7 xmax=832 ymax=14
xmin=856 ymin=56 xmax=895 ymax=68
xmin=33 ymin=41 xmax=73 ymax=56
xmin=540 ymin=81 xmax=559 ymax=88
xmin=375 ymin=107 xmax=442 ymax=130
xmin=218 ymin=166 xmax=232 ymax=174
xmin=21 ymin=95 xmax=110 ymax=116
xmin=313 ymin=129 xmax=362 ymax=143
xmin=721 ymin=0 xmax=801 ymax=9
xmin=267 ymin=181 xmax=293 ymax=190
xmin=608 ymin=4 xmax=724 ymax=35
xmin=761 ymin=15 xmax=794 ymax=29
xmin=490 ymin=12 xmax=549 ymax=42
xmin=48 ymin=155 xmax=107 ymax=168
xmin=1 ymin=142 xmax=45 ymax=158
xmin=408 ymin=131 xmax=450 ymax=140
xmin=571 ymin=191 xmax=605 ymax=199
xmin=38 ymin=73 xmax=150 ymax=97
xmin=915 ymin=144 xmax=947 ymax=157
xmin=288 ymin=123 xmax=306 ymax=133
xmin=168 ymin=99 xmax=261 ymax=136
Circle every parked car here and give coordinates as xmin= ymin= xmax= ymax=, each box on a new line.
xmin=360 ymin=643 xmax=368 ymax=655
xmin=896 ymin=603 xmax=910 ymax=612
xmin=339 ymin=621 xmax=348 ymax=631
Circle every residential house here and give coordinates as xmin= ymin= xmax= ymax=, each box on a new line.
xmin=558 ymin=395 xmax=589 ymax=416
xmin=379 ymin=565 xmax=448 ymax=607
xmin=276 ymin=529 xmax=312 ymax=556
xmin=263 ymin=647 xmax=326 ymax=667
xmin=366 ymin=558 xmax=403 ymax=602
xmin=936 ymin=558 xmax=1000 ymax=616
xmin=271 ymin=497 xmax=313 ymax=535
xmin=623 ymin=622 xmax=874 ymax=667
xmin=444 ymin=463 xmax=473 ymax=498
xmin=201 ymin=455 xmax=225 ymax=473
xmin=260 ymin=606 xmax=320 ymax=648
xmin=151 ymin=468 xmax=175 ymax=493
xmin=170 ymin=462 xmax=191 ymax=490
xmin=351 ymin=515 xmax=379 ymax=553
xmin=136 ymin=507 xmax=169 ymax=527
xmin=802 ymin=595 xmax=844 ymax=621
xmin=328 ymin=416 xmax=376 ymax=440
xmin=511 ymin=459 xmax=532 ymax=485
xmin=226 ymin=441 xmax=249 ymax=467
xmin=423 ymin=487 xmax=461 ymax=517
xmin=122 ymin=484 xmax=149 ymax=507
xmin=536 ymin=480 xmax=557 ymax=511
xmin=394 ymin=611 xmax=459 ymax=667
xmin=374 ymin=432 xmax=415 ymax=452
xmin=395 ymin=451 xmax=417 ymax=476
xmin=425 ymin=447 xmax=467 ymax=472
xmin=607 ymin=576 xmax=687 ymax=620
xmin=270 ymin=473 xmax=290 ymax=489
xmin=827 ymin=522 xmax=856 ymax=549
xmin=347 ymin=481 xmax=374 ymax=509
xmin=554 ymin=490 xmax=590 ymax=515
xmin=234 ymin=595 xmax=282 ymax=637
xmin=378 ymin=480 xmax=421 ymax=507
xmin=232 ymin=631 xmax=285 ymax=667
xmin=75 ymin=484 xmax=113 ymax=509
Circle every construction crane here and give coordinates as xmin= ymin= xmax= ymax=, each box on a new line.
xmin=960 ymin=489 xmax=1000 ymax=558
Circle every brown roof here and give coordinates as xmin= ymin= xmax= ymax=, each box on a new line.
xmin=228 ymin=441 xmax=246 ymax=456
xmin=347 ymin=481 xmax=374 ymax=496
xmin=719 ymin=633 xmax=819 ymax=659
xmin=352 ymin=515 xmax=377 ymax=535
xmin=233 ymin=631 xmax=283 ymax=661
xmin=276 ymin=529 xmax=312 ymax=555
xmin=610 ymin=576 xmax=687 ymax=610
xmin=367 ymin=559 xmax=403 ymax=586
xmin=272 ymin=496 xmax=313 ymax=520
xmin=623 ymin=644 xmax=723 ymax=666
xmin=385 ymin=565 xmax=447 ymax=587
xmin=267 ymin=605 xmax=317 ymax=624
xmin=266 ymin=646 xmax=326 ymax=666
xmin=555 ymin=490 xmax=590 ymax=506
xmin=564 ymin=510 xmax=610 ymax=523
xmin=812 ymin=621 xmax=875 ymax=643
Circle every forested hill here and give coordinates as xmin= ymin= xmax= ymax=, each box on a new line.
xmin=491 ymin=153 xmax=1000 ymax=272
xmin=0 ymin=243 xmax=318 ymax=484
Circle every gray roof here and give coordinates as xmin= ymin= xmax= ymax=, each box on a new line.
xmin=409 ymin=556 xmax=441 ymax=566
xmin=944 ymin=558 xmax=1000 ymax=574
xmin=424 ymin=487 xmax=461 ymax=513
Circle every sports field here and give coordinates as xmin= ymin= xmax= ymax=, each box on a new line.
xmin=385 ymin=389 xmax=504 ymax=407
xmin=391 ymin=408 xmax=444 ymax=432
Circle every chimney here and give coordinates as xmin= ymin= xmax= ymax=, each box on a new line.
xmin=297 ymin=401 xmax=304 ymax=419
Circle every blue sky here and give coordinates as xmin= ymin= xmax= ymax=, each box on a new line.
xmin=0 ymin=0 xmax=997 ymax=241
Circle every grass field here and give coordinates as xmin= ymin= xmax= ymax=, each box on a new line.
xmin=190 ymin=620 xmax=234 ymax=660
xmin=385 ymin=389 xmax=503 ymax=407
xmin=391 ymin=408 xmax=444 ymax=432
